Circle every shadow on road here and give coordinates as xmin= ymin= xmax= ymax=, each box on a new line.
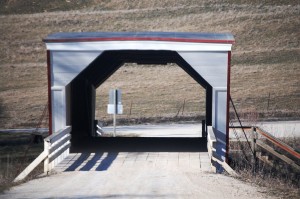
xmin=60 ymin=137 xmax=207 ymax=172
xmin=64 ymin=152 xmax=119 ymax=172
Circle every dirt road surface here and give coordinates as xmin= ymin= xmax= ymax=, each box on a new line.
xmin=2 ymin=152 xmax=272 ymax=199
xmin=102 ymin=121 xmax=300 ymax=138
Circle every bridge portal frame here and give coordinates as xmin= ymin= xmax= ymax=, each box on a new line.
xmin=44 ymin=32 xmax=234 ymax=162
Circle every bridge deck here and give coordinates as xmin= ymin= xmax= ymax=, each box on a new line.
xmin=3 ymin=150 xmax=270 ymax=199
xmin=54 ymin=152 xmax=211 ymax=173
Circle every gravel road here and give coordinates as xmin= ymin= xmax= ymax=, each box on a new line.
xmin=2 ymin=152 xmax=273 ymax=199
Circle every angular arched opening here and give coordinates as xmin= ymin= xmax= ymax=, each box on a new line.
xmin=69 ymin=50 xmax=212 ymax=150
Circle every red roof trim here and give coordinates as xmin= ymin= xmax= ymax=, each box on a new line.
xmin=43 ymin=37 xmax=235 ymax=44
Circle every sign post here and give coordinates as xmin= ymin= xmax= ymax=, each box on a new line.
xmin=107 ymin=89 xmax=123 ymax=137
xmin=113 ymin=89 xmax=117 ymax=137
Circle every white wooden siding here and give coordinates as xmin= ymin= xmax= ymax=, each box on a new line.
xmin=51 ymin=51 xmax=102 ymax=86
xmin=51 ymin=87 xmax=65 ymax=133
xmin=47 ymin=40 xmax=232 ymax=162
xmin=46 ymin=41 xmax=232 ymax=52
xmin=178 ymin=51 xmax=228 ymax=87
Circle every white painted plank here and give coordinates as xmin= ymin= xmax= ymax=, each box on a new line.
xmin=52 ymin=51 xmax=102 ymax=73
xmin=14 ymin=151 xmax=47 ymax=182
xmin=46 ymin=41 xmax=232 ymax=51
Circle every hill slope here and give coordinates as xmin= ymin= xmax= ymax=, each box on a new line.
xmin=0 ymin=0 xmax=299 ymax=128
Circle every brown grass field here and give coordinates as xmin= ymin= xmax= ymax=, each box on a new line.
xmin=0 ymin=0 xmax=299 ymax=128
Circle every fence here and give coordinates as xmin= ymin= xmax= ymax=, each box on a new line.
xmin=14 ymin=126 xmax=71 ymax=182
xmin=229 ymin=126 xmax=300 ymax=172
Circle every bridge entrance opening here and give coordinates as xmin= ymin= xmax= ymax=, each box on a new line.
xmin=94 ymin=62 xmax=206 ymax=138
xmin=69 ymin=50 xmax=212 ymax=151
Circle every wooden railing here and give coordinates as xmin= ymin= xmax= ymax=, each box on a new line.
xmin=254 ymin=127 xmax=300 ymax=171
xmin=255 ymin=127 xmax=300 ymax=159
xmin=207 ymin=126 xmax=238 ymax=176
xmin=229 ymin=126 xmax=300 ymax=172
xmin=14 ymin=126 xmax=71 ymax=182
xmin=44 ymin=126 xmax=71 ymax=173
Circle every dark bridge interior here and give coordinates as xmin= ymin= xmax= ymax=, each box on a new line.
xmin=70 ymin=50 xmax=212 ymax=150
xmin=71 ymin=137 xmax=208 ymax=153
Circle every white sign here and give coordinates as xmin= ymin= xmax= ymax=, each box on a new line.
xmin=107 ymin=89 xmax=122 ymax=137
xmin=109 ymin=89 xmax=122 ymax=104
xmin=107 ymin=104 xmax=123 ymax=114
xmin=107 ymin=89 xmax=123 ymax=115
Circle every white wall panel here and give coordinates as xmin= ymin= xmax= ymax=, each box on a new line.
xmin=178 ymin=52 xmax=228 ymax=87
xmin=51 ymin=87 xmax=66 ymax=133
xmin=214 ymin=89 xmax=227 ymax=133
xmin=204 ymin=76 xmax=227 ymax=87
xmin=51 ymin=51 xmax=102 ymax=86
xmin=52 ymin=73 xmax=79 ymax=86
xmin=52 ymin=51 xmax=102 ymax=73
xmin=212 ymin=88 xmax=227 ymax=161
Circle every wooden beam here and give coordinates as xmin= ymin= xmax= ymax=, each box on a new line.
xmin=14 ymin=151 xmax=47 ymax=182
xmin=256 ymin=127 xmax=300 ymax=159
xmin=257 ymin=154 xmax=274 ymax=167
xmin=45 ymin=126 xmax=71 ymax=143
xmin=256 ymin=140 xmax=300 ymax=172
xmin=211 ymin=156 xmax=239 ymax=177
xmin=49 ymin=143 xmax=71 ymax=163
xmin=49 ymin=134 xmax=71 ymax=154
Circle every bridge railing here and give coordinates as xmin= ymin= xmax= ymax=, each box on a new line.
xmin=230 ymin=126 xmax=300 ymax=172
xmin=207 ymin=126 xmax=238 ymax=176
xmin=44 ymin=126 xmax=71 ymax=173
xmin=207 ymin=126 xmax=217 ymax=172
xmin=14 ymin=126 xmax=71 ymax=182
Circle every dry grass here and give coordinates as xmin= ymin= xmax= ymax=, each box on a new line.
xmin=0 ymin=1 xmax=299 ymax=128
xmin=0 ymin=159 xmax=44 ymax=193
xmin=0 ymin=133 xmax=44 ymax=193
xmin=234 ymin=165 xmax=300 ymax=199
xmin=95 ymin=64 xmax=205 ymax=122
xmin=229 ymin=137 xmax=300 ymax=199
xmin=229 ymin=106 xmax=300 ymax=198
xmin=230 ymin=153 xmax=300 ymax=199
xmin=229 ymin=115 xmax=300 ymax=199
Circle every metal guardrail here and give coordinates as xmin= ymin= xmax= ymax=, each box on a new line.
xmin=14 ymin=126 xmax=71 ymax=182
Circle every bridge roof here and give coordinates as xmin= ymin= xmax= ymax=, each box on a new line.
xmin=44 ymin=32 xmax=235 ymax=44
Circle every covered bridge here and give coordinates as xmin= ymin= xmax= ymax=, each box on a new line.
xmin=43 ymin=32 xmax=234 ymax=162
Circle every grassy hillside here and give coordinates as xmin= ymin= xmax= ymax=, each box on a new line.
xmin=0 ymin=0 xmax=299 ymax=128
xmin=0 ymin=0 xmax=92 ymax=14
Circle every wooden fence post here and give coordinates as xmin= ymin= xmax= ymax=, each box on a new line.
xmin=181 ymin=99 xmax=186 ymax=115
xmin=251 ymin=127 xmax=257 ymax=172
xmin=6 ymin=154 xmax=9 ymax=178
xmin=44 ymin=140 xmax=50 ymax=174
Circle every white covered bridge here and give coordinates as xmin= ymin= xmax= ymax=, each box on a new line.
xmin=15 ymin=32 xmax=236 ymax=182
